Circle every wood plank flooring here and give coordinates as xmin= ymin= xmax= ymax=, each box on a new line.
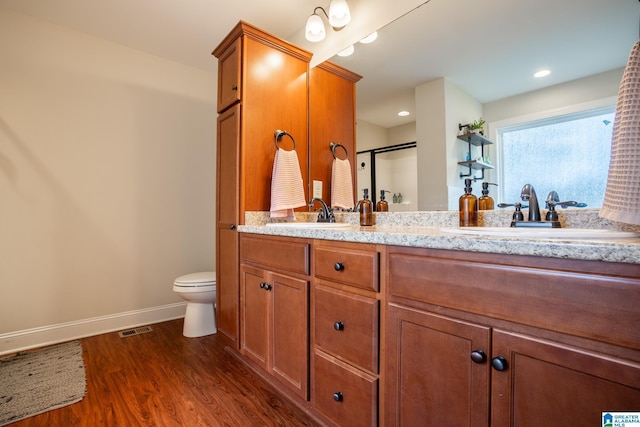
xmin=10 ymin=319 xmax=321 ymax=426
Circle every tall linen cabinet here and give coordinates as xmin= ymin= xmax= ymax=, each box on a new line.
xmin=213 ymin=22 xmax=312 ymax=346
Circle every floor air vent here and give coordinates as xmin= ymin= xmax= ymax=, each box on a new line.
xmin=118 ymin=325 xmax=153 ymax=338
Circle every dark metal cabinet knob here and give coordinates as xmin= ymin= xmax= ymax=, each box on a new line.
xmin=230 ymin=224 xmax=236 ymax=230
xmin=491 ymin=356 xmax=508 ymax=371
xmin=259 ymin=282 xmax=272 ymax=291
xmin=470 ymin=349 xmax=486 ymax=364
xmin=334 ymin=321 xmax=344 ymax=331
xmin=334 ymin=262 xmax=344 ymax=271
xmin=231 ymin=85 xmax=238 ymax=91
xmin=333 ymin=392 xmax=343 ymax=402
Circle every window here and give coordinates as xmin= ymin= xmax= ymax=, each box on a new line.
xmin=497 ymin=106 xmax=615 ymax=208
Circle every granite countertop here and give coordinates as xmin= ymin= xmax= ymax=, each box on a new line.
xmin=240 ymin=210 xmax=640 ymax=264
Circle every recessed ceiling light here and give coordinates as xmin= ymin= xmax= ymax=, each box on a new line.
xmin=359 ymin=32 xmax=378 ymax=44
xmin=337 ymin=45 xmax=354 ymax=57
xmin=534 ymin=69 xmax=551 ymax=78
xmin=398 ymin=111 xmax=410 ymax=117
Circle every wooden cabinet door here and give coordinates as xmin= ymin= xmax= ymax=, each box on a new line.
xmin=271 ymin=272 xmax=309 ymax=399
xmin=216 ymin=104 xmax=239 ymax=226
xmin=217 ymin=227 xmax=238 ymax=346
xmin=216 ymin=103 xmax=240 ymax=346
xmin=309 ymin=62 xmax=361 ymax=205
xmin=385 ymin=303 xmax=491 ymax=427
xmin=491 ymin=329 xmax=640 ymax=427
xmin=240 ymin=266 xmax=269 ymax=370
xmin=217 ymin=38 xmax=241 ymax=113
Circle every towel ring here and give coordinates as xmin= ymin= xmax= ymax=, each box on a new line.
xmin=274 ymin=130 xmax=296 ymax=151
xmin=330 ymin=142 xmax=348 ymax=160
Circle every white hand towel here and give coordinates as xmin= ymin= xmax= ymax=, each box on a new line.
xmin=270 ymin=148 xmax=307 ymax=219
xmin=331 ymin=157 xmax=355 ymax=209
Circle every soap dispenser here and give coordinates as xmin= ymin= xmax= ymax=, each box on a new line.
xmin=359 ymin=189 xmax=374 ymax=226
xmin=459 ymin=178 xmax=478 ymax=227
xmin=478 ymin=182 xmax=496 ymax=210
xmin=376 ymin=190 xmax=389 ymax=212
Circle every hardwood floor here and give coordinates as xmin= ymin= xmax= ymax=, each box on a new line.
xmin=11 ymin=319 xmax=321 ymax=426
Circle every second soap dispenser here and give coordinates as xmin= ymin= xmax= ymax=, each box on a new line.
xmin=376 ymin=190 xmax=389 ymax=212
xmin=359 ymin=188 xmax=374 ymax=226
xmin=459 ymin=178 xmax=478 ymax=227
xmin=478 ymin=182 xmax=496 ymax=210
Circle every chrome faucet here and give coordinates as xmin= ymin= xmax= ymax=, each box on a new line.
xmin=309 ymin=198 xmax=335 ymax=223
xmin=520 ymin=184 xmax=541 ymax=222
xmin=500 ymin=186 xmax=586 ymax=228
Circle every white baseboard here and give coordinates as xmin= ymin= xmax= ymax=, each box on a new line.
xmin=0 ymin=302 xmax=187 ymax=356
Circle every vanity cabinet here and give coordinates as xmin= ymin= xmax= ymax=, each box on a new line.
xmin=311 ymin=241 xmax=381 ymax=427
xmin=309 ymin=61 xmax=361 ymax=205
xmin=213 ymin=22 xmax=312 ymax=346
xmin=384 ymin=246 xmax=640 ymax=426
xmin=239 ymin=233 xmax=311 ymax=399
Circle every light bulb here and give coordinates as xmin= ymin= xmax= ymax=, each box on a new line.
xmin=328 ymin=0 xmax=351 ymax=29
xmin=305 ymin=13 xmax=326 ymax=42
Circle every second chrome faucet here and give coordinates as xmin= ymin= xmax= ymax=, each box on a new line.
xmin=309 ymin=198 xmax=335 ymax=223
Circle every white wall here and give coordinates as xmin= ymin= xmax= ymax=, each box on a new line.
xmin=483 ymin=68 xmax=623 ymax=124
xmin=415 ymin=78 xmax=449 ymax=210
xmin=0 ymin=10 xmax=217 ymax=345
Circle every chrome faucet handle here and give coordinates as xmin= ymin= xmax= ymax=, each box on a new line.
xmin=545 ymin=191 xmax=560 ymax=209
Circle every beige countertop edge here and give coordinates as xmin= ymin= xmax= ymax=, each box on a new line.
xmin=237 ymin=225 xmax=640 ymax=264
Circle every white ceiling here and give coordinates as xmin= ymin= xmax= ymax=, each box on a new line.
xmin=2 ymin=0 xmax=637 ymax=128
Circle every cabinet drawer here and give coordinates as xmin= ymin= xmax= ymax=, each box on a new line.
xmin=387 ymin=247 xmax=640 ymax=350
xmin=313 ymin=285 xmax=379 ymax=373
xmin=314 ymin=245 xmax=379 ymax=291
xmin=313 ymin=350 xmax=378 ymax=427
xmin=240 ymin=234 xmax=309 ymax=275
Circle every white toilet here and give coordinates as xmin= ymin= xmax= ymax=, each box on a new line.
xmin=173 ymin=271 xmax=217 ymax=337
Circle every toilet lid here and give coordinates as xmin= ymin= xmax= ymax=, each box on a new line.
xmin=174 ymin=271 xmax=216 ymax=286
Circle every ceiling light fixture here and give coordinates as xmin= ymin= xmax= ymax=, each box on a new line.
xmin=534 ymin=69 xmax=551 ymax=78
xmin=337 ymin=45 xmax=355 ymax=57
xmin=359 ymin=32 xmax=378 ymax=44
xmin=398 ymin=111 xmax=410 ymax=117
xmin=305 ymin=0 xmax=352 ymax=42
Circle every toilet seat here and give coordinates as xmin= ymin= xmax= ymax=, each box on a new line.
xmin=174 ymin=271 xmax=216 ymax=288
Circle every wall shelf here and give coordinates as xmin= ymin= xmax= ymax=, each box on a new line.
xmin=457 ymin=159 xmax=495 ymax=170
xmin=457 ymin=128 xmax=494 ymax=181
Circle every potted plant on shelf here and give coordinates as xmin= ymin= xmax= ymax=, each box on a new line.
xmin=469 ymin=118 xmax=485 ymax=135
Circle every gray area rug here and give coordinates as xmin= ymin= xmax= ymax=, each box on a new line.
xmin=0 ymin=341 xmax=86 ymax=426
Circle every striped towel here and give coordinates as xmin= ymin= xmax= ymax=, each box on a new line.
xmin=270 ymin=148 xmax=307 ymax=219
xmin=331 ymin=157 xmax=354 ymax=209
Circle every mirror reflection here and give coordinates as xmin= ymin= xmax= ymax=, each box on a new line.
xmin=331 ymin=0 xmax=637 ymax=211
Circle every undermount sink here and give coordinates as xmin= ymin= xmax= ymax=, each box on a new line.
xmin=441 ymin=227 xmax=640 ymax=240
xmin=265 ymin=222 xmax=353 ymax=230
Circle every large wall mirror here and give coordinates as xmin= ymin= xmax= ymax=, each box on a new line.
xmin=330 ymin=0 xmax=637 ymax=210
